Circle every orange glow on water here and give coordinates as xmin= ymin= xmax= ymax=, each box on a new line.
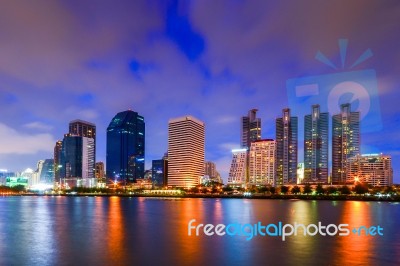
xmin=107 ymin=196 xmax=126 ymax=262
xmin=334 ymin=201 xmax=375 ymax=265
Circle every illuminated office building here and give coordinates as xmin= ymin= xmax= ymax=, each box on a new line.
xmin=60 ymin=134 xmax=95 ymax=182
xmin=241 ymin=109 xmax=261 ymax=149
xmin=69 ymin=119 xmax=96 ymax=166
xmin=249 ymin=139 xmax=276 ymax=186
xmin=54 ymin=140 xmax=63 ymax=182
xmin=228 ymin=149 xmax=247 ymax=186
xmin=106 ymin=110 xmax=145 ymax=183
xmin=276 ymin=108 xmax=298 ymax=185
xmin=204 ymin=161 xmax=217 ymax=179
xmin=167 ymin=116 xmax=205 ymax=187
xmin=332 ymin=103 xmax=360 ymax=184
xmin=40 ymin=159 xmax=54 ymax=184
xmin=304 ymin=104 xmax=329 ymax=183
xmin=95 ymin=162 xmax=105 ymax=180
xmin=347 ymin=154 xmax=392 ymax=187
xmin=152 ymin=155 xmax=168 ymax=187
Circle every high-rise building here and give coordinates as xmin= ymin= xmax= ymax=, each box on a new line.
xmin=69 ymin=119 xmax=96 ymax=166
xmin=204 ymin=161 xmax=217 ymax=179
xmin=347 ymin=154 xmax=393 ymax=186
xmin=304 ymin=104 xmax=329 ymax=183
xmin=22 ymin=168 xmax=37 ymax=187
xmin=152 ymin=155 xmax=168 ymax=187
xmin=36 ymin=160 xmax=45 ymax=178
xmin=32 ymin=161 xmax=44 ymax=186
xmin=60 ymin=134 xmax=95 ymax=184
xmin=106 ymin=110 xmax=145 ymax=183
xmin=332 ymin=103 xmax=360 ymax=184
xmin=249 ymin=139 xmax=276 ymax=186
xmin=276 ymin=108 xmax=298 ymax=185
xmin=167 ymin=116 xmax=205 ymax=187
xmin=227 ymin=148 xmax=247 ymax=186
xmin=40 ymin=159 xmax=54 ymax=184
xmin=69 ymin=119 xmax=96 ymax=139
xmin=241 ymin=109 xmax=261 ymax=149
xmin=54 ymin=140 xmax=63 ymax=183
xmin=95 ymin=162 xmax=105 ymax=179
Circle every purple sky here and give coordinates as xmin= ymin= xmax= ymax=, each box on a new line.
xmin=0 ymin=1 xmax=399 ymax=183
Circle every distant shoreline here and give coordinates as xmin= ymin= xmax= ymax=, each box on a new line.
xmin=3 ymin=193 xmax=399 ymax=202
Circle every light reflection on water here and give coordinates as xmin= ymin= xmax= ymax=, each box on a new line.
xmin=0 ymin=197 xmax=399 ymax=265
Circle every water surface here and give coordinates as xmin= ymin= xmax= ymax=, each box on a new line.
xmin=0 ymin=196 xmax=399 ymax=265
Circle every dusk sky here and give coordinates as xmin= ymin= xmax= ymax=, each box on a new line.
xmin=0 ymin=0 xmax=399 ymax=183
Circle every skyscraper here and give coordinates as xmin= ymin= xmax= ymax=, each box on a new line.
xmin=106 ymin=110 xmax=145 ymax=183
xmin=152 ymin=156 xmax=168 ymax=187
xmin=54 ymin=140 xmax=63 ymax=184
xmin=34 ymin=160 xmax=44 ymax=186
xmin=60 ymin=134 xmax=95 ymax=185
xmin=304 ymin=104 xmax=329 ymax=183
xmin=69 ymin=119 xmax=96 ymax=139
xmin=204 ymin=161 xmax=217 ymax=179
xmin=227 ymin=149 xmax=247 ymax=186
xmin=40 ymin=159 xmax=54 ymax=184
xmin=276 ymin=108 xmax=298 ymax=185
xmin=69 ymin=119 xmax=96 ymax=168
xmin=167 ymin=116 xmax=205 ymax=187
xmin=241 ymin=109 xmax=261 ymax=149
xmin=249 ymin=139 xmax=276 ymax=186
xmin=332 ymin=103 xmax=360 ymax=184
xmin=95 ymin=162 xmax=105 ymax=180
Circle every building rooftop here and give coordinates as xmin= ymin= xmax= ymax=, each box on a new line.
xmin=169 ymin=115 xmax=204 ymax=125
xmin=69 ymin=119 xmax=96 ymax=126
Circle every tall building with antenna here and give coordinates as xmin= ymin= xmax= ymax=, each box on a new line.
xmin=276 ymin=108 xmax=298 ymax=185
xmin=241 ymin=109 xmax=261 ymax=149
xmin=304 ymin=104 xmax=329 ymax=183
xmin=332 ymin=103 xmax=360 ymax=184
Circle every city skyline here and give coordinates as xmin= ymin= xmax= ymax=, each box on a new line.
xmin=0 ymin=101 xmax=395 ymax=186
xmin=0 ymin=1 xmax=399 ymax=184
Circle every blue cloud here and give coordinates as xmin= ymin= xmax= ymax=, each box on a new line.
xmin=85 ymin=60 xmax=111 ymax=70
xmin=79 ymin=93 xmax=95 ymax=105
xmin=166 ymin=1 xmax=205 ymax=61
xmin=129 ymin=60 xmax=141 ymax=73
xmin=1 ymin=93 xmax=18 ymax=104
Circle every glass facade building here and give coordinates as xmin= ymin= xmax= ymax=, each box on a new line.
xmin=241 ymin=109 xmax=261 ymax=149
xmin=304 ymin=105 xmax=329 ymax=183
xmin=69 ymin=119 xmax=96 ymax=171
xmin=54 ymin=140 xmax=63 ymax=183
xmin=332 ymin=103 xmax=360 ymax=184
xmin=152 ymin=157 xmax=167 ymax=187
xmin=276 ymin=108 xmax=298 ymax=185
xmin=60 ymin=134 xmax=95 ymax=180
xmin=40 ymin=159 xmax=54 ymax=184
xmin=106 ymin=110 xmax=145 ymax=183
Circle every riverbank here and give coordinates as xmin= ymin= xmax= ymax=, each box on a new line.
xmin=6 ymin=192 xmax=400 ymax=201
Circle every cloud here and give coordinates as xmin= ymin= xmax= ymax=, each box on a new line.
xmin=214 ymin=115 xmax=237 ymax=125
xmin=0 ymin=123 xmax=55 ymax=154
xmin=218 ymin=142 xmax=241 ymax=152
xmin=23 ymin=122 xmax=53 ymax=131
xmin=64 ymin=107 xmax=99 ymax=120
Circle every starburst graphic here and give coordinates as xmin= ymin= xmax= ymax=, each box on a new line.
xmin=315 ymin=39 xmax=373 ymax=69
